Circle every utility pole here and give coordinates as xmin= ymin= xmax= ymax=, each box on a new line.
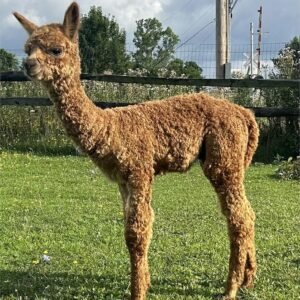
xmin=250 ymin=22 xmax=254 ymax=76
xmin=256 ymin=6 xmax=262 ymax=76
xmin=216 ymin=0 xmax=231 ymax=79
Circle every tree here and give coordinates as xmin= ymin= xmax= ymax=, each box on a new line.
xmin=273 ymin=36 xmax=300 ymax=80
xmin=0 ymin=48 xmax=19 ymax=71
xmin=132 ymin=18 xmax=179 ymax=76
xmin=264 ymin=37 xmax=300 ymax=108
xmin=164 ymin=58 xmax=203 ymax=78
xmin=182 ymin=61 xmax=203 ymax=79
xmin=79 ymin=6 xmax=129 ymax=74
xmin=165 ymin=58 xmax=184 ymax=77
xmin=260 ymin=37 xmax=300 ymax=160
xmin=230 ymin=71 xmax=254 ymax=106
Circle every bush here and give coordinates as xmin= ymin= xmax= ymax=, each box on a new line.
xmin=275 ymin=156 xmax=300 ymax=180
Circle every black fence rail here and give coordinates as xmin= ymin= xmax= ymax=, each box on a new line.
xmin=1 ymin=71 xmax=299 ymax=118
xmin=1 ymin=71 xmax=300 ymax=88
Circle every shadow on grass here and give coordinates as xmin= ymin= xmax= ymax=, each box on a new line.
xmin=0 ymin=269 xmax=128 ymax=299
xmin=0 ymin=269 xmax=224 ymax=299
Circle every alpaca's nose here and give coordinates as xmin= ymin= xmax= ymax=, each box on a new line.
xmin=24 ymin=59 xmax=38 ymax=72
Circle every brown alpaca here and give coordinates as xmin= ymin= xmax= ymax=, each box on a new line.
xmin=14 ymin=3 xmax=259 ymax=299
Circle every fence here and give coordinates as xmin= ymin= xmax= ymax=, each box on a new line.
xmin=0 ymin=71 xmax=299 ymax=161
xmin=173 ymin=42 xmax=287 ymax=79
xmin=1 ymin=71 xmax=299 ymax=117
xmin=7 ymin=42 xmax=288 ymax=79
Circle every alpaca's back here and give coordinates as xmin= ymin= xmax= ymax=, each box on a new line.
xmin=94 ymin=93 xmax=256 ymax=177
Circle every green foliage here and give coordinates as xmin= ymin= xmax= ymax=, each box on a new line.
xmin=132 ymin=18 xmax=180 ymax=76
xmin=255 ymin=117 xmax=300 ymax=163
xmin=0 ymin=155 xmax=299 ymax=299
xmin=273 ymin=36 xmax=300 ymax=80
xmin=230 ymin=71 xmax=255 ymax=106
xmin=164 ymin=58 xmax=183 ymax=76
xmin=0 ymin=48 xmax=20 ymax=71
xmin=166 ymin=59 xmax=203 ymax=79
xmin=230 ymin=37 xmax=300 ymax=162
xmin=78 ymin=11 xmax=204 ymax=77
xmin=274 ymin=156 xmax=300 ymax=180
xmin=183 ymin=61 xmax=203 ymax=79
xmin=263 ymin=36 xmax=300 ymax=107
xmin=79 ymin=6 xmax=129 ymax=74
xmin=131 ymin=19 xmax=202 ymax=78
xmin=258 ymin=37 xmax=300 ymax=161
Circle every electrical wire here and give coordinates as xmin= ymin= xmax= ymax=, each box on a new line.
xmin=230 ymin=0 xmax=239 ymax=13
xmin=148 ymin=18 xmax=216 ymax=71
xmin=198 ymin=21 xmax=216 ymax=45
xmin=176 ymin=18 xmax=216 ymax=50
xmin=178 ymin=3 xmax=214 ymax=39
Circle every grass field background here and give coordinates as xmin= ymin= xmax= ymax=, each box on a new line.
xmin=0 ymin=153 xmax=299 ymax=299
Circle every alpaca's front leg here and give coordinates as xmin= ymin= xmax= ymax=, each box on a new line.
xmin=121 ymin=175 xmax=154 ymax=300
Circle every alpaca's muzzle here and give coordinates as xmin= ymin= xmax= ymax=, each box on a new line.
xmin=23 ymin=58 xmax=41 ymax=78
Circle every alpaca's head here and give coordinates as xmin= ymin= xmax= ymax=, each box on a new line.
xmin=14 ymin=2 xmax=81 ymax=81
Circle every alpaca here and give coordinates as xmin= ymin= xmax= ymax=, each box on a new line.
xmin=14 ymin=3 xmax=259 ymax=299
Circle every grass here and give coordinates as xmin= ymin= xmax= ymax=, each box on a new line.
xmin=0 ymin=152 xmax=299 ymax=299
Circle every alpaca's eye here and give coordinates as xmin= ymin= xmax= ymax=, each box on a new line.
xmin=25 ymin=44 xmax=33 ymax=55
xmin=25 ymin=47 xmax=31 ymax=55
xmin=49 ymin=47 xmax=63 ymax=56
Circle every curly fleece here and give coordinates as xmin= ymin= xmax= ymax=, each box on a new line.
xmin=14 ymin=2 xmax=259 ymax=300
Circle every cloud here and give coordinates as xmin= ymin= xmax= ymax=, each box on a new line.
xmin=91 ymin=0 xmax=167 ymax=41
xmin=0 ymin=0 xmax=299 ymax=70
xmin=0 ymin=0 xmax=168 ymax=51
xmin=0 ymin=0 xmax=72 ymax=51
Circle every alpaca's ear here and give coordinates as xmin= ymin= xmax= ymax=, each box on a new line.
xmin=63 ymin=2 xmax=80 ymax=41
xmin=13 ymin=12 xmax=38 ymax=35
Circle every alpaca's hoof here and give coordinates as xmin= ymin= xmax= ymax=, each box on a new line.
xmin=222 ymin=288 xmax=238 ymax=300
xmin=242 ymin=280 xmax=255 ymax=289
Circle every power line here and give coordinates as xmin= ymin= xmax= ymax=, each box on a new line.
xmin=199 ymin=23 xmax=215 ymax=44
xmin=230 ymin=0 xmax=239 ymax=13
xmin=176 ymin=18 xmax=216 ymax=50
xmin=178 ymin=3 xmax=214 ymax=38
xmin=148 ymin=18 xmax=216 ymax=71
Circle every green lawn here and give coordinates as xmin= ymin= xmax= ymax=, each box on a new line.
xmin=0 ymin=153 xmax=299 ymax=299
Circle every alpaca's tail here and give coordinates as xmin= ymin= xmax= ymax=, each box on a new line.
xmin=243 ymin=108 xmax=259 ymax=168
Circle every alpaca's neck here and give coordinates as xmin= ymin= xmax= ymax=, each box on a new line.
xmin=46 ymin=72 xmax=105 ymax=153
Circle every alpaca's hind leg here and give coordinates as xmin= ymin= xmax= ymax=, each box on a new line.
xmin=120 ymin=175 xmax=154 ymax=300
xmin=221 ymin=185 xmax=256 ymax=299
xmin=203 ymin=167 xmax=256 ymax=299
xmin=242 ymin=231 xmax=256 ymax=289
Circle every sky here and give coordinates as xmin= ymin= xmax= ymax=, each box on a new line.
xmin=0 ymin=0 xmax=299 ymax=76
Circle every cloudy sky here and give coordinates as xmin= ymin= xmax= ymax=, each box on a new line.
xmin=0 ymin=0 xmax=299 ymax=76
